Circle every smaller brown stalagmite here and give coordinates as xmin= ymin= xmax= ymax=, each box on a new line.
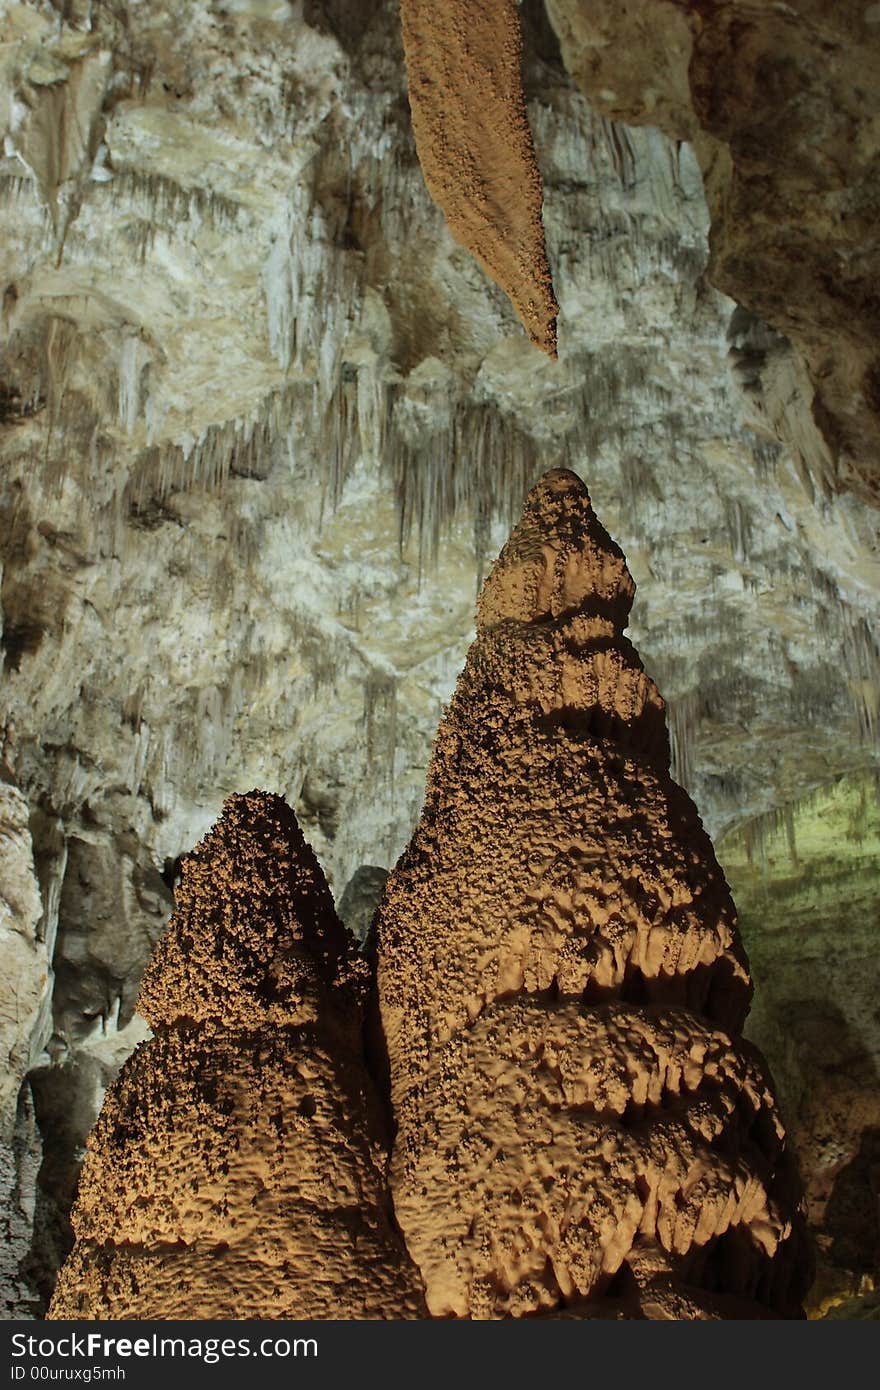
xmin=375 ymin=469 xmax=811 ymax=1319
xmin=400 ymin=0 xmax=559 ymax=356
xmin=48 ymin=791 xmax=426 ymax=1319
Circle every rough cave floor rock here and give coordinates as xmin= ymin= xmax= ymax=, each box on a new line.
xmin=48 ymin=791 xmax=426 ymax=1319
xmin=375 ymin=469 xmax=812 ymax=1319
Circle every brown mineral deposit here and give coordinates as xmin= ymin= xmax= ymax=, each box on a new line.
xmin=400 ymin=0 xmax=559 ymax=356
xmin=48 ymin=791 xmax=426 ymax=1320
xmin=375 ymin=469 xmax=811 ymax=1318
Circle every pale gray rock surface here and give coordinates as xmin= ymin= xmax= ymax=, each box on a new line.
xmin=338 ymin=864 xmax=388 ymax=945
xmin=0 ymin=780 xmax=48 ymax=1316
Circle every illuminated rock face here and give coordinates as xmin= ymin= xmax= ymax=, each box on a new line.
xmin=48 ymin=791 xmax=426 ymax=1320
xmin=400 ymin=0 xmax=558 ymax=356
xmin=375 ymin=470 xmax=811 ymax=1318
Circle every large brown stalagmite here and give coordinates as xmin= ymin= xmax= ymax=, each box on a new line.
xmin=49 ymin=791 xmax=425 ymax=1319
xmin=375 ymin=469 xmax=811 ymax=1319
xmin=400 ymin=0 xmax=559 ymax=357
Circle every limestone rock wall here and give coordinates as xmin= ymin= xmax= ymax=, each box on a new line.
xmin=545 ymin=0 xmax=880 ymax=505
xmin=49 ymin=791 xmax=426 ymax=1319
xmin=0 ymin=781 xmax=47 ymax=1318
xmin=0 ymin=784 xmax=46 ymax=1134
xmin=376 ymin=471 xmax=810 ymax=1318
xmin=720 ymin=772 xmax=880 ymax=1316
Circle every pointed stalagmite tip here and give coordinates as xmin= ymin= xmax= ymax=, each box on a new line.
xmin=138 ymin=788 xmax=361 ymax=1032
xmin=477 ymin=467 xmax=636 ymax=630
xmin=524 ymin=466 xmax=591 ymax=505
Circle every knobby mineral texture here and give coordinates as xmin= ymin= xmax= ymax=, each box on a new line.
xmin=400 ymin=0 xmax=559 ymax=355
xmin=48 ymin=791 xmax=426 ymax=1319
xmin=375 ymin=469 xmax=811 ymax=1318
xmin=47 ymin=480 xmax=812 ymax=1320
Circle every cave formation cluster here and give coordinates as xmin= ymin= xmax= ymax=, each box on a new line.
xmin=50 ymin=473 xmax=811 ymax=1320
xmin=0 ymin=0 xmax=878 ymax=1322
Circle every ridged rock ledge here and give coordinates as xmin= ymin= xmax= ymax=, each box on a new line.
xmin=48 ymin=791 xmax=426 ymax=1319
xmin=375 ymin=469 xmax=812 ymax=1318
